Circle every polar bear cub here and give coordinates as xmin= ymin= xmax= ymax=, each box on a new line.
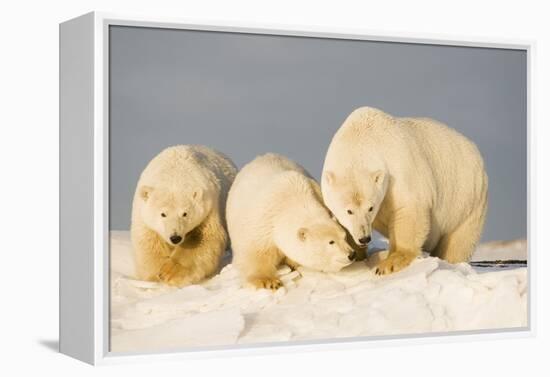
xmin=131 ymin=145 xmax=237 ymax=286
xmin=322 ymin=107 xmax=488 ymax=275
xmin=227 ymin=153 xmax=356 ymax=290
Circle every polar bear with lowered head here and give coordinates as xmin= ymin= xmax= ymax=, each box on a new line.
xmin=322 ymin=107 xmax=488 ymax=275
xmin=227 ymin=153 xmax=357 ymax=290
xmin=131 ymin=145 xmax=237 ymax=286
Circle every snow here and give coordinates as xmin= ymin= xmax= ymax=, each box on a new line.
xmin=471 ymin=239 xmax=527 ymax=261
xmin=110 ymin=231 xmax=528 ymax=353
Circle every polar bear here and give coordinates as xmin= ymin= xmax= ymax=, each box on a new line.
xmin=131 ymin=145 xmax=237 ymax=286
xmin=227 ymin=153 xmax=357 ymax=290
xmin=322 ymin=107 xmax=488 ymax=275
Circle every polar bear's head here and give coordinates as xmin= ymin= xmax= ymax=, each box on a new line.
xmin=138 ymin=185 xmax=212 ymax=245
xmin=275 ymin=217 xmax=356 ymax=272
xmin=322 ymin=169 xmax=388 ymax=247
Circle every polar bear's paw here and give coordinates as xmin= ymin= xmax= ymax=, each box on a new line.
xmin=375 ymin=251 xmax=416 ymax=275
xmin=249 ymin=276 xmax=283 ymax=290
xmin=158 ymin=259 xmax=189 ymax=287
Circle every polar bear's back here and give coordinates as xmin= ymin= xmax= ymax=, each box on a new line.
xmin=226 ymin=153 xmax=314 ymax=245
xmin=331 ymin=107 xmax=483 ymax=165
xmin=401 ymin=117 xmax=487 ymax=197
xmin=238 ymin=153 xmax=310 ymax=183
xmin=137 ymin=145 xmax=237 ymax=192
xmin=401 ymin=117 xmax=488 ymax=231
xmin=401 ymin=116 xmax=484 ymax=167
xmin=332 ymin=107 xmax=486 ymax=199
xmin=227 ymin=153 xmax=310 ymax=211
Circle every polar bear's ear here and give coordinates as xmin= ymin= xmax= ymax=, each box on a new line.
xmin=298 ymin=227 xmax=308 ymax=241
xmin=372 ymin=170 xmax=385 ymax=186
xmin=192 ymin=189 xmax=203 ymax=200
xmin=323 ymin=171 xmax=336 ymax=186
xmin=139 ymin=185 xmax=154 ymax=201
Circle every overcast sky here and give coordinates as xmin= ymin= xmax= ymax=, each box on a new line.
xmin=109 ymin=26 xmax=527 ymax=242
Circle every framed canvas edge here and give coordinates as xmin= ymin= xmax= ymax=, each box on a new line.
xmin=77 ymin=11 xmax=535 ymax=365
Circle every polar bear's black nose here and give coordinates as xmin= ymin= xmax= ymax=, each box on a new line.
xmin=170 ymin=235 xmax=182 ymax=245
xmin=348 ymin=251 xmax=357 ymax=261
xmin=359 ymin=236 xmax=371 ymax=245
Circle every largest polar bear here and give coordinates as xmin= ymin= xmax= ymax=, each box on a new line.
xmin=322 ymin=107 xmax=488 ymax=275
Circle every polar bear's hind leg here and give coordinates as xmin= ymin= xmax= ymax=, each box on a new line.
xmin=433 ymin=201 xmax=487 ymax=263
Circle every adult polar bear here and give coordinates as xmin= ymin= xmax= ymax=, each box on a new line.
xmin=131 ymin=145 xmax=237 ymax=286
xmin=322 ymin=107 xmax=488 ymax=275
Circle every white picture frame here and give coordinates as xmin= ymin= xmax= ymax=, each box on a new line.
xmin=59 ymin=11 xmax=535 ymax=365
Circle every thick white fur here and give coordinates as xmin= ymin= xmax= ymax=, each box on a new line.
xmin=322 ymin=107 xmax=488 ymax=275
xmin=131 ymin=145 xmax=237 ymax=286
xmin=227 ymin=153 xmax=354 ymax=290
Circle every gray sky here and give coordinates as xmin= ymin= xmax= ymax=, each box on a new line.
xmin=109 ymin=26 xmax=527 ymax=242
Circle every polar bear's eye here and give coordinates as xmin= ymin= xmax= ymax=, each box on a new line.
xmin=161 ymin=213 xmax=166 ymax=217
xmin=182 ymin=212 xmax=187 ymax=217
xmin=329 ymin=240 xmax=335 ymax=245
xmin=347 ymin=209 xmax=353 ymax=215
xmin=368 ymin=207 xmax=373 ymax=212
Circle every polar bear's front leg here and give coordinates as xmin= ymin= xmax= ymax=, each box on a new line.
xmin=239 ymin=247 xmax=284 ymax=290
xmin=247 ymin=259 xmax=282 ymax=290
xmin=284 ymin=256 xmax=301 ymax=271
xmin=159 ymin=216 xmax=228 ymax=287
xmin=250 ymin=275 xmax=283 ymax=290
xmin=132 ymin=226 xmax=173 ymax=281
xmin=157 ymin=257 xmax=196 ymax=287
xmin=375 ymin=206 xmax=430 ymax=275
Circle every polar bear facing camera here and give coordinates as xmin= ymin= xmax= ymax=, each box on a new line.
xmin=131 ymin=145 xmax=237 ymax=286
xmin=227 ymin=153 xmax=356 ymax=290
xmin=322 ymin=107 xmax=488 ymax=275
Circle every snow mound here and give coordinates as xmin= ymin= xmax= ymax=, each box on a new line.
xmin=471 ymin=239 xmax=527 ymax=261
xmin=110 ymin=231 xmax=528 ymax=353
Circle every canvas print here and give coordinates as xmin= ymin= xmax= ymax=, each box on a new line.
xmin=108 ymin=26 xmax=528 ymax=353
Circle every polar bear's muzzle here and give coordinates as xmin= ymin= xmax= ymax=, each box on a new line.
xmin=169 ymin=234 xmax=183 ymax=245
xmin=358 ymin=235 xmax=371 ymax=247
